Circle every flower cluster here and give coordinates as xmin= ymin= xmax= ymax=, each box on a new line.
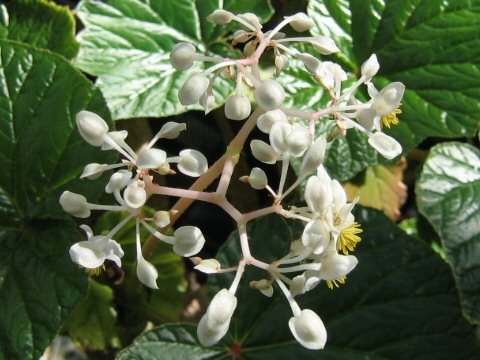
xmin=61 ymin=8 xmax=405 ymax=352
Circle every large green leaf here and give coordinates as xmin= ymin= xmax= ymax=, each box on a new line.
xmin=0 ymin=221 xmax=88 ymax=360
xmin=0 ymin=40 xmax=116 ymax=359
xmin=115 ymin=209 xmax=479 ymax=359
xmin=298 ymin=0 xmax=480 ymax=180
xmin=0 ymin=39 xmax=115 ymax=222
xmin=416 ymin=142 xmax=480 ymax=324
xmin=2 ymin=0 xmax=78 ymax=59
xmin=75 ymin=0 xmax=273 ymax=120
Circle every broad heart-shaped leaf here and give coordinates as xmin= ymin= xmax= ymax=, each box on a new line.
xmin=0 ymin=220 xmax=88 ymax=360
xmin=308 ymin=0 xmax=480 ymax=152
xmin=1 ymin=0 xmax=78 ymax=59
xmin=416 ymin=142 xmax=480 ymax=324
xmin=94 ymin=211 xmax=186 ymax=324
xmin=115 ymin=209 xmax=480 ymax=359
xmin=0 ymin=39 xmax=115 ymax=222
xmin=75 ymin=0 xmax=273 ymax=120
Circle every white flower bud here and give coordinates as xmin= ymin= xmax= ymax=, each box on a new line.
xmin=170 ymin=42 xmax=196 ymax=71
xmin=257 ymin=109 xmax=287 ymax=134
xmin=275 ymin=54 xmax=289 ymax=76
xmin=290 ymin=275 xmax=307 ymax=297
xmin=232 ymin=30 xmax=250 ymax=45
xmin=248 ymin=167 xmax=268 ymax=190
xmin=225 ymin=94 xmax=251 ymax=120
xmin=300 ymin=53 xmax=321 ymax=74
xmin=270 ymin=122 xmax=310 ymax=157
xmin=254 ymin=79 xmax=285 ymax=111
xmin=368 ymin=132 xmax=402 ymax=160
xmin=80 ymin=163 xmax=108 ymax=180
xmin=194 ymin=258 xmax=221 ymax=274
xmin=243 ymin=39 xmax=257 ymax=57
xmin=178 ymin=73 xmax=209 ymax=105
xmin=250 ymin=279 xmax=274 ymax=297
xmin=289 ymin=309 xmax=327 ymax=350
xmin=250 ymin=140 xmax=277 ymax=164
xmin=153 ymin=210 xmax=170 ymax=228
xmin=157 ymin=121 xmax=187 ymax=139
xmin=302 ymin=220 xmax=330 ymax=255
xmin=287 ymin=13 xmax=314 ymax=32
xmin=311 ymin=35 xmax=339 ymax=55
xmin=59 ymin=191 xmax=90 ymax=218
xmin=206 ymin=9 xmax=233 ymax=25
xmin=105 ymin=170 xmax=132 ymax=193
xmin=173 ymin=226 xmax=205 ymax=257
xmin=305 ymin=175 xmax=333 ymax=216
xmin=177 ymin=149 xmax=208 ymax=177
xmin=300 ymin=137 xmax=327 ymax=175
xmin=287 ymin=126 xmax=310 ymax=157
xmin=238 ymin=13 xmax=262 ymax=30
xmin=361 ymin=54 xmax=379 ymax=82
xmin=123 ymin=182 xmax=147 ymax=209
xmin=199 ymin=84 xmax=216 ymax=115
xmin=270 ymin=122 xmax=290 ymax=155
xmin=76 ymin=111 xmax=109 ymax=146
xmin=136 ymin=148 xmax=167 ymax=170
xmin=197 ymin=289 xmax=237 ymax=346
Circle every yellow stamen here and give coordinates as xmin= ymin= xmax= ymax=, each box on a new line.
xmin=86 ymin=264 xmax=105 ymax=277
xmin=337 ymin=222 xmax=362 ymax=255
xmin=381 ymin=107 xmax=402 ymax=128
xmin=333 ymin=213 xmax=342 ymax=227
xmin=326 ymin=276 xmax=347 ymax=290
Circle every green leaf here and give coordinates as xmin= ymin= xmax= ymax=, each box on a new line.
xmin=75 ymin=0 xmax=273 ymax=120
xmin=416 ymin=142 xmax=480 ymax=324
xmin=64 ymin=279 xmax=120 ymax=351
xmin=0 ymin=39 xmax=115 ymax=221
xmin=0 ymin=40 xmax=116 ymax=359
xmin=115 ymin=209 xmax=479 ymax=359
xmin=2 ymin=0 xmax=78 ymax=59
xmin=0 ymin=5 xmax=7 ymax=39
xmin=0 ymin=221 xmax=88 ymax=360
xmin=95 ymin=211 xmax=186 ymax=324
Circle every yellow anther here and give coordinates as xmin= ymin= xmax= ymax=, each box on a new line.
xmin=381 ymin=107 xmax=402 ymax=128
xmin=86 ymin=264 xmax=106 ymax=277
xmin=326 ymin=276 xmax=347 ymax=290
xmin=337 ymin=222 xmax=362 ymax=255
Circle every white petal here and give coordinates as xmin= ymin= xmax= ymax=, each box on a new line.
xmin=311 ymin=36 xmax=339 ymax=55
xmin=197 ymin=314 xmax=230 ymax=347
xmin=173 ymin=226 xmax=206 ymax=257
xmin=194 ymin=259 xmax=221 ymax=274
xmin=158 ymin=122 xmax=187 ymax=139
xmin=123 ymin=184 xmax=147 ymax=208
xmin=206 ymin=9 xmax=233 ymax=25
xmin=178 ymin=149 xmax=208 ymax=177
xmin=248 ymin=167 xmax=268 ymax=190
xmin=257 ymin=109 xmax=287 ymax=134
xmin=105 ymin=170 xmax=132 ymax=193
xmin=136 ymin=256 xmax=159 ymax=289
xmin=287 ymin=125 xmax=310 ymax=157
xmin=254 ymin=79 xmax=285 ymax=111
xmin=225 ymin=94 xmax=251 ymax=121
xmin=300 ymin=137 xmax=327 ymax=175
xmin=289 ymin=309 xmax=327 ymax=350
xmin=136 ymin=148 xmax=167 ymax=169
xmin=290 ymin=275 xmax=307 ymax=297
xmin=59 ymin=191 xmax=90 ymax=218
xmin=304 ymin=176 xmax=333 ymax=216
xmin=287 ymin=13 xmax=314 ymax=32
xmin=331 ymin=180 xmax=347 ymax=208
xmin=103 ymin=239 xmax=125 ymax=267
xmin=319 ymin=253 xmax=358 ymax=281
xmin=205 ymin=289 xmax=237 ymax=330
xmin=80 ymin=163 xmax=107 ymax=180
xmin=101 ymin=130 xmax=128 ymax=151
xmin=153 ymin=211 xmax=170 ymax=228
xmin=368 ymin=132 xmax=402 ymax=160
xmin=361 ymin=54 xmax=379 ymax=81
xmin=179 ymin=73 xmax=209 ymax=105
xmin=69 ymin=241 xmax=104 ymax=269
xmin=302 ymin=220 xmax=330 ymax=255
xmin=269 ymin=121 xmax=291 ymax=155
xmin=250 ymin=140 xmax=277 ymax=164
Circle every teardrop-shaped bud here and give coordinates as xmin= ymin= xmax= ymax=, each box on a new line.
xmin=170 ymin=42 xmax=196 ymax=71
xmin=300 ymin=53 xmax=321 ymax=74
xmin=254 ymin=79 xmax=285 ymax=111
xmin=300 ymin=137 xmax=327 ymax=175
xmin=361 ymin=54 xmax=379 ymax=82
xmin=59 ymin=191 xmax=90 ymax=218
xmin=232 ymin=30 xmax=250 ymax=45
xmin=287 ymin=125 xmax=310 ymax=157
xmin=238 ymin=13 xmax=262 ymax=30
xmin=177 ymin=149 xmax=208 ymax=177
xmin=225 ymin=94 xmax=251 ymax=120
xmin=179 ymin=73 xmax=209 ymax=105
xmin=136 ymin=148 xmax=167 ymax=170
xmin=248 ymin=167 xmax=268 ymax=190
xmin=105 ymin=170 xmax=132 ymax=193
xmin=368 ymin=132 xmax=402 ymax=160
xmin=123 ymin=183 xmax=147 ymax=208
xmin=257 ymin=109 xmax=287 ymax=134
xmin=206 ymin=9 xmax=233 ymax=25
xmin=153 ymin=210 xmax=170 ymax=228
xmin=250 ymin=139 xmax=277 ymax=164
xmin=80 ymin=163 xmax=108 ymax=180
xmin=269 ymin=122 xmax=291 ymax=155
xmin=194 ymin=258 xmax=221 ymax=274
xmin=250 ymin=279 xmax=274 ymax=297
xmin=287 ymin=13 xmax=314 ymax=32
xmin=289 ymin=309 xmax=327 ymax=350
xmin=157 ymin=121 xmax=187 ymax=139
xmin=311 ymin=36 xmax=339 ymax=55
xmin=290 ymin=275 xmax=307 ymax=297
xmin=173 ymin=226 xmax=206 ymax=257
xmin=76 ymin=111 xmax=109 ymax=146
xmin=275 ymin=54 xmax=289 ymax=77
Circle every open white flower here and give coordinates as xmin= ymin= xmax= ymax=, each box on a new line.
xmin=69 ymin=225 xmax=124 ymax=269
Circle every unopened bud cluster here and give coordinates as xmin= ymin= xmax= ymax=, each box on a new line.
xmin=61 ymin=8 xmax=406 ymax=352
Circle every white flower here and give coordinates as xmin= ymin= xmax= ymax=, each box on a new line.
xmin=302 ymin=219 xmax=330 ymax=255
xmin=254 ymin=79 xmax=285 ymax=111
xmin=318 ymin=251 xmax=358 ymax=282
xmin=177 ymin=149 xmax=208 ymax=177
xmin=60 ymin=191 xmax=90 ymax=218
xmin=76 ymin=111 xmax=109 ymax=146
xmin=197 ymin=289 xmax=237 ymax=346
xmin=105 ymin=170 xmax=132 ymax=194
xmin=69 ymin=225 xmax=124 ymax=269
xmin=368 ymin=132 xmax=402 ymax=160
xmin=173 ymin=226 xmax=206 ymax=257
xmin=289 ymin=309 xmax=327 ymax=350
